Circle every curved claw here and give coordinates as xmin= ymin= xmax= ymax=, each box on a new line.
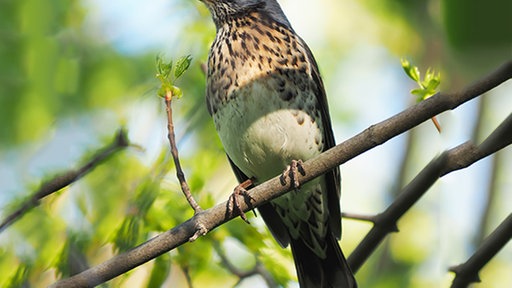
xmin=280 ymin=159 xmax=305 ymax=189
xmin=227 ymin=178 xmax=254 ymax=224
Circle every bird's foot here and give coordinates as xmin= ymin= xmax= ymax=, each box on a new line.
xmin=228 ymin=178 xmax=254 ymax=224
xmin=280 ymin=159 xmax=305 ymax=189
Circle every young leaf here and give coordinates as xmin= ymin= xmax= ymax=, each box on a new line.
xmin=411 ymin=88 xmax=428 ymax=101
xmin=156 ymin=56 xmax=172 ymax=81
xmin=401 ymin=58 xmax=443 ymax=132
xmin=426 ymin=78 xmax=440 ymax=93
xmin=171 ymin=86 xmax=183 ymax=98
xmin=401 ymin=58 xmax=420 ymax=82
xmin=174 ymin=55 xmax=192 ymax=79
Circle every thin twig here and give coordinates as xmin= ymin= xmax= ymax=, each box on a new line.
xmin=341 ymin=212 xmax=376 ymax=223
xmin=449 ymin=213 xmax=512 ymax=288
xmin=164 ymin=92 xmax=202 ymax=214
xmin=0 ymin=129 xmax=130 ymax=233
xmin=431 ymin=116 xmax=442 ymax=132
xmin=50 ymin=61 xmax=512 ymax=288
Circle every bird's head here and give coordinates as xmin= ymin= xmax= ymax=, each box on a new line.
xmin=200 ymin=0 xmax=290 ymax=29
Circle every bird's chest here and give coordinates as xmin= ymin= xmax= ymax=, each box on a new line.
xmin=212 ymin=80 xmax=324 ymax=183
xmin=206 ymin=22 xmax=325 ymax=182
xmin=206 ymin=22 xmax=311 ymax=114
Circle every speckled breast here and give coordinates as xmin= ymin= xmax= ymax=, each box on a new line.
xmin=206 ymin=12 xmax=325 ymax=182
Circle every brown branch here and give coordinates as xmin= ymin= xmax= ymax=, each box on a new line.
xmin=449 ymin=213 xmax=512 ymax=287
xmin=164 ymin=93 xmax=202 ymax=215
xmin=0 ymin=129 xmax=130 ymax=233
xmin=348 ymin=112 xmax=512 ymax=272
xmin=50 ymin=61 xmax=512 ymax=288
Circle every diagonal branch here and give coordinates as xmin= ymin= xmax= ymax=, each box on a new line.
xmin=50 ymin=61 xmax=512 ymax=288
xmin=0 ymin=129 xmax=130 ymax=233
xmin=348 ymin=112 xmax=512 ymax=272
xmin=449 ymin=213 xmax=512 ymax=288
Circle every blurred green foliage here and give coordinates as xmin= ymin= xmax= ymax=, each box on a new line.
xmin=0 ymin=0 xmax=152 ymax=145
xmin=443 ymin=0 xmax=512 ymax=49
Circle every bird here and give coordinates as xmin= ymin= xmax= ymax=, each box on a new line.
xmin=201 ymin=0 xmax=357 ymax=287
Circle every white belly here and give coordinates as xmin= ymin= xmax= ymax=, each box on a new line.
xmin=213 ymin=81 xmax=323 ymax=183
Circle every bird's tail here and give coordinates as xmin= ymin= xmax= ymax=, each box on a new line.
xmin=289 ymin=231 xmax=357 ymax=288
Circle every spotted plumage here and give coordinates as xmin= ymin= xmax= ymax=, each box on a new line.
xmin=201 ymin=0 xmax=356 ymax=287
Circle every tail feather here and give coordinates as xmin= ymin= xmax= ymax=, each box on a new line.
xmin=290 ymin=231 xmax=357 ymax=288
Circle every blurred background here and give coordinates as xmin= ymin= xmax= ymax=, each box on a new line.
xmin=0 ymin=0 xmax=511 ymax=287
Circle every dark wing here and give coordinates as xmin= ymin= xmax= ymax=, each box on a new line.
xmin=227 ymin=157 xmax=291 ymax=247
xmin=301 ymin=37 xmax=342 ymax=240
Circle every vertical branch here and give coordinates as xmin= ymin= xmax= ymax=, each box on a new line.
xmin=471 ymin=94 xmax=498 ymax=246
xmin=165 ymin=93 xmax=202 ymax=214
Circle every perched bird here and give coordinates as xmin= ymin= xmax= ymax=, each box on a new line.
xmin=201 ymin=0 xmax=357 ymax=287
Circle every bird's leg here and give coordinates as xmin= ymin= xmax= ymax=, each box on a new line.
xmin=228 ymin=178 xmax=255 ymax=224
xmin=280 ymin=159 xmax=306 ymax=189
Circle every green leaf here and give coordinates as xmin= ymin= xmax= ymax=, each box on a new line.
xmin=157 ymin=83 xmax=173 ymax=98
xmin=401 ymin=58 xmax=420 ymax=82
xmin=157 ymin=86 xmax=166 ymax=98
xmin=156 ymin=56 xmax=173 ymax=81
xmin=400 ymin=58 xmax=410 ymax=69
xmin=421 ymin=72 xmax=440 ymax=100
xmin=402 ymin=58 xmax=441 ymax=102
xmin=426 ymin=78 xmax=440 ymax=92
xmin=171 ymin=86 xmax=183 ymax=98
xmin=411 ymin=88 xmax=428 ymax=102
xmin=174 ymin=55 xmax=192 ymax=79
